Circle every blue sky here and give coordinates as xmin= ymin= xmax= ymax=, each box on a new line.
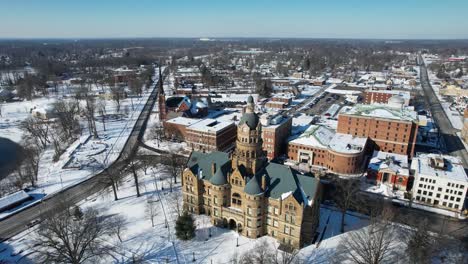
xmin=1 ymin=0 xmax=467 ymax=39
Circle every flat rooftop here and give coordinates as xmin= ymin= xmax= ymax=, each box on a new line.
xmin=412 ymin=153 xmax=468 ymax=183
xmin=261 ymin=114 xmax=291 ymax=129
xmin=328 ymin=133 xmax=367 ymax=154
xmin=187 ymin=118 xmax=234 ymax=133
xmin=339 ymin=103 xmax=418 ymax=122
xmin=165 ymin=117 xmax=201 ymax=127
xmin=366 ymin=89 xmax=411 ymax=99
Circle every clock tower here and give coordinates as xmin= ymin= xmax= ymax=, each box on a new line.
xmin=232 ymin=96 xmax=265 ymax=175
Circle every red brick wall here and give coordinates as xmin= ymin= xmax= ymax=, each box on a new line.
xmin=287 ymin=143 xmax=365 ymax=175
xmin=363 ymin=91 xmax=393 ymax=104
xmin=337 ymin=114 xmax=418 ymax=157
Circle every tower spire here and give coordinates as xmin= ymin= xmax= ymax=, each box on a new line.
xmin=158 ymin=63 xmax=167 ymax=121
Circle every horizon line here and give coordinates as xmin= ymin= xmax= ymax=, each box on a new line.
xmin=1 ymin=36 xmax=468 ymax=41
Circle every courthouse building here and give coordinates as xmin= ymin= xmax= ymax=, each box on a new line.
xmin=182 ymin=96 xmax=321 ymax=248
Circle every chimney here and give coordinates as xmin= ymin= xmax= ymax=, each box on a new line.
xmin=211 ymin=163 xmax=216 ymax=175
xmin=261 ymin=175 xmax=267 ymax=190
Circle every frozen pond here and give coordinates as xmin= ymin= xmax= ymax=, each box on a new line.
xmin=0 ymin=137 xmax=22 ymax=179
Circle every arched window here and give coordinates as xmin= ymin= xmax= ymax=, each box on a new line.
xmin=232 ymin=193 xmax=242 ymax=206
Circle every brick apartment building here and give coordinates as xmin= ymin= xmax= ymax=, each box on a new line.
xmin=288 ymin=125 xmax=369 ymax=175
xmin=363 ymin=90 xmax=411 ymax=106
xmin=186 ymin=119 xmax=237 ymax=152
xmin=337 ymin=104 xmax=419 ymax=157
xmin=182 ymin=96 xmax=321 ymax=248
xmin=261 ymin=114 xmax=292 ymax=160
xmin=265 ymin=94 xmax=294 ymax=109
xmin=164 ymin=117 xmax=236 ymax=152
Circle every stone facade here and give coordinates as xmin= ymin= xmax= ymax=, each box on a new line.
xmin=182 ymin=96 xmax=321 ymax=248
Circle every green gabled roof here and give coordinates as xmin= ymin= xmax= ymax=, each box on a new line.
xmin=187 ymin=151 xmax=230 ymax=183
xmin=263 ymin=162 xmax=319 ymax=206
xmin=244 ymin=175 xmax=263 ymax=195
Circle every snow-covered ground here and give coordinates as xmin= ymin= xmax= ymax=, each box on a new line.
xmin=0 ymin=71 xmax=162 ymax=219
xmin=0 ymin=163 xmax=373 ymax=263
xmin=0 ymin=97 xmax=57 ymax=142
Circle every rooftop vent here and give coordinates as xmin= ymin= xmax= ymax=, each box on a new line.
xmin=430 ymin=156 xmax=446 ymax=170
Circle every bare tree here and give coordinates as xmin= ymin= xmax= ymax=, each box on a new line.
xmin=111 ymin=86 xmax=125 ymax=112
xmin=164 ymin=153 xmax=186 ymax=185
xmin=274 ymin=245 xmax=302 ymax=264
xmin=53 ymin=100 xmax=80 ymax=140
xmin=31 ymin=204 xmax=116 ymax=264
xmin=83 ymin=94 xmax=98 ymax=138
xmin=109 ymin=214 xmax=127 ymax=243
xmin=332 ymin=177 xmax=361 ymax=233
xmin=129 ymin=77 xmax=143 ymax=96
xmin=150 ymin=123 xmax=164 ymax=148
xmin=20 ymin=117 xmax=51 ymax=148
xmin=335 ymin=207 xmax=398 ymax=264
xmin=404 ymin=218 xmax=434 ymax=264
xmin=146 ymin=197 xmax=158 ymax=227
xmin=102 ymin=167 xmax=121 ymax=201
xmin=128 ymin=160 xmax=141 ymax=197
xmin=19 ymin=137 xmax=41 ymax=183
xmin=230 ymin=240 xmax=302 ymax=264
xmin=97 ymin=98 xmax=107 ymax=131
xmin=168 ymin=191 xmax=182 ymax=216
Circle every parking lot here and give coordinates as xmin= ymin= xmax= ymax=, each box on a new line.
xmin=305 ymin=93 xmax=348 ymax=116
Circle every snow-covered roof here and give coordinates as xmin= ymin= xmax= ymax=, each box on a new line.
xmin=366 ymin=89 xmax=411 ymax=99
xmin=289 ymin=125 xmax=334 ymax=149
xmin=187 ymin=118 xmax=234 ymax=134
xmin=412 ymin=153 xmax=468 ymax=183
xmin=368 ymin=151 xmax=409 ymax=176
xmin=328 ymin=133 xmax=367 ymax=154
xmin=0 ymin=191 xmax=31 ymax=211
xmin=289 ymin=125 xmax=367 ymax=154
xmin=340 ymin=103 xmax=417 ymax=122
xmin=165 ymin=117 xmax=201 ymax=126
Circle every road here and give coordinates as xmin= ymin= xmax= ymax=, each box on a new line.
xmin=418 ymin=55 xmax=468 ymax=167
xmin=0 ymin=68 xmax=168 ymax=241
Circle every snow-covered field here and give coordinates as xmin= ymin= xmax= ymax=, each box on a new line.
xmin=0 ymin=163 xmax=372 ymax=264
xmin=0 ymin=71 xmax=161 ymax=219
xmin=0 ymin=97 xmax=57 ymax=142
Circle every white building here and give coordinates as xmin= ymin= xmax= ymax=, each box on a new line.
xmin=411 ymin=154 xmax=468 ymax=214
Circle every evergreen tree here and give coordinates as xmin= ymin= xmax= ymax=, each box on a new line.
xmin=175 ymin=212 xmax=196 ymax=240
